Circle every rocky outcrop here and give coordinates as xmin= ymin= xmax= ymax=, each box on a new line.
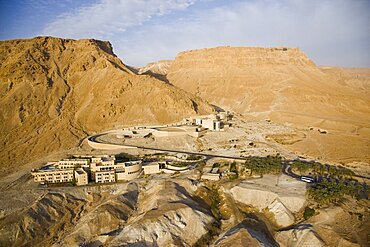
xmin=0 ymin=180 xmax=214 ymax=247
xmin=276 ymin=224 xmax=325 ymax=247
xmin=229 ymin=174 xmax=306 ymax=227
xmin=108 ymin=180 xmax=213 ymax=246
xmin=213 ymin=218 xmax=278 ymax=247
xmin=139 ymin=60 xmax=173 ymax=75
xmin=0 ymin=37 xmax=212 ymax=176
xmin=268 ymin=199 xmax=295 ymax=227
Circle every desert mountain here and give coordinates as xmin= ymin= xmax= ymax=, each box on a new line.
xmin=0 ymin=37 xmax=212 ymax=176
xmin=155 ymin=46 xmax=370 ymax=163
xmin=166 ymin=47 xmax=369 ymax=124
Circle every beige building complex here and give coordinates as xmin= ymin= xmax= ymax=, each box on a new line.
xmin=31 ymin=155 xmax=143 ymax=186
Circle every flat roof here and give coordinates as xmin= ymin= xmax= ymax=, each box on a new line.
xmin=75 ymin=170 xmax=85 ymax=175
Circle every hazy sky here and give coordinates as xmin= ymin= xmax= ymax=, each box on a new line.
xmin=1 ymin=0 xmax=369 ymax=67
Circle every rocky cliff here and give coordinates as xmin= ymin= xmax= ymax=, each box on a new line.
xmin=0 ymin=37 xmax=212 ymax=176
xmin=167 ymin=46 xmax=369 ymax=122
xmin=165 ymin=46 xmax=370 ymax=163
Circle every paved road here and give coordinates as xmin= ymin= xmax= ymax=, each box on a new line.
xmin=282 ymin=162 xmax=300 ymax=179
xmin=90 ymin=133 xmax=369 ymax=183
xmin=88 ymin=133 xmax=305 ymax=180
xmin=88 ymin=135 xmax=248 ymax=161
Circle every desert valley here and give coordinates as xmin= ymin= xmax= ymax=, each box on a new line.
xmin=0 ymin=35 xmax=369 ymax=247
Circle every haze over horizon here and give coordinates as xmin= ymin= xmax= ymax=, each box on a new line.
xmin=1 ymin=0 xmax=369 ymax=67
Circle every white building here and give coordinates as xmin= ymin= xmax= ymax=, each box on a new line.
xmin=74 ymin=168 xmax=88 ymax=186
xmin=95 ymin=170 xmax=116 ymax=183
xmin=201 ymin=167 xmax=221 ymax=181
xmin=57 ymin=158 xmax=90 ymax=169
xmin=191 ymin=113 xmax=231 ymax=131
xmin=201 ymin=118 xmax=221 ymax=131
xmin=91 ymin=160 xmax=142 ymax=182
xmin=115 ymin=161 xmax=142 ymax=181
xmin=31 ymin=168 xmax=74 ymax=184
xmin=143 ymin=162 xmax=166 ymax=175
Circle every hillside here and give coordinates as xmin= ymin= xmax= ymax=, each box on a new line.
xmin=163 ymin=47 xmax=370 ymax=163
xmin=0 ymin=37 xmax=212 ymax=176
xmin=1 ymin=175 xmax=368 ymax=246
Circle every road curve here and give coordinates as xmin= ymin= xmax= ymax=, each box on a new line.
xmin=88 ymin=132 xmax=303 ymax=179
xmin=88 ymin=134 xmax=248 ymax=161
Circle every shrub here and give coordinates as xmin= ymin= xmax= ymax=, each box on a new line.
xmin=70 ymin=178 xmax=77 ymax=186
xmin=303 ymin=207 xmax=315 ymax=220
xmin=187 ymin=154 xmax=201 ymax=160
xmin=115 ymin=152 xmax=136 ymax=161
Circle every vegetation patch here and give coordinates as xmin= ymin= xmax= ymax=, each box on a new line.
xmin=303 ymin=206 xmax=316 ymax=220
xmin=115 ymin=152 xmax=136 ymax=162
xmin=291 ymin=160 xmax=355 ymax=178
xmin=194 ymin=184 xmax=222 ymax=247
xmin=244 ymin=155 xmax=282 ymax=176
xmin=308 ymin=178 xmax=369 ymax=205
xmin=170 ymin=162 xmax=188 ymax=168
xmin=187 ymin=154 xmax=202 ymax=160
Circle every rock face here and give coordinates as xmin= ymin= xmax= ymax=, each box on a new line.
xmin=167 ymin=46 xmax=368 ymax=119
xmin=229 ymin=174 xmax=306 ymax=227
xmin=213 ymin=219 xmax=278 ymax=247
xmin=276 ymin=224 xmax=325 ymax=247
xmin=268 ymin=199 xmax=295 ymax=227
xmin=0 ymin=184 xmax=137 ymax=246
xmin=166 ymin=46 xmax=370 ymax=163
xmin=0 ymin=180 xmax=214 ymax=247
xmin=0 ymin=37 xmax=212 ymax=175
xmin=107 ymin=180 xmax=213 ymax=246
xmin=139 ymin=60 xmax=173 ymax=75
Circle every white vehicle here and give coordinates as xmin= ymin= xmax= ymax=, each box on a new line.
xmin=301 ymin=176 xmax=315 ymax=183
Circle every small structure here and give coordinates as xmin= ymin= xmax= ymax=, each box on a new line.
xmin=201 ymin=167 xmax=221 ymax=181
xmin=143 ymin=162 xmax=166 ymax=175
xmin=116 ymin=161 xmax=142 ymax=181
xmin=74 ymin=168 xmax=88 ymax=186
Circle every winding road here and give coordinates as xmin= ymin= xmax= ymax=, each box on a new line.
xmin=88 ymin=131 xmax=369 ymax=184
xmin=87 ymin=132 xmax=306 ymax=181
xmin=88 ymin=134 xmax=248 ymax=161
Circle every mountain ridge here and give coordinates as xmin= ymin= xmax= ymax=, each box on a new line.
xmin=0 ymin=36 xmax=213 ymax=176
xmin=142 ymin=46 xmax=370 ymax=163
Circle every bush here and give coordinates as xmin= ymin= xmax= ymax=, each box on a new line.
xmin=70 ymin=178 xmax=77 ymax=186
xmin=187 ymin=154 xmax=201 ymax=160
xmin=229 ymin=162 xmax=237 ymax=173
xmin=115 ymin=152 xmax=136 ymax=161
xmin=303 ymin=207 xmax=315 ymax=219
xmin=170 ymin=162 xmax=188 ymax=168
